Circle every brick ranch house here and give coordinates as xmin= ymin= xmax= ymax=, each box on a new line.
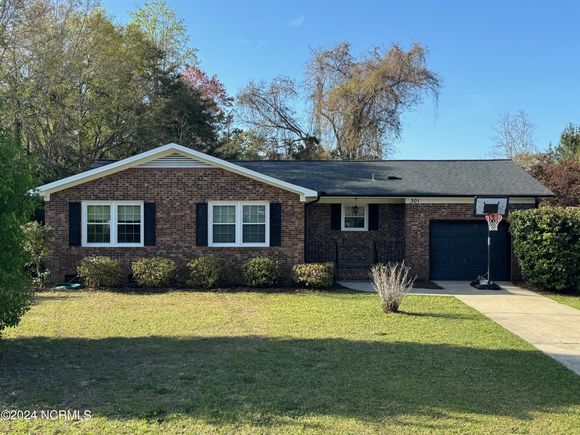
xmin=36 ymin=143 xmax=553 ymax=284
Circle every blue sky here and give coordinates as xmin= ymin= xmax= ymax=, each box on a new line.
xmin=102 ymin=0 xmax=580 ymax=159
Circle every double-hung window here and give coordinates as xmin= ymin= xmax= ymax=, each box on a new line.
xmin=117 ymin=205 xmax=142 ymax=244
xmin=342 ymin=204 xmax=368 ymax=231
xmin=212 ymin=204 xmax=237 ymax=244
xmin=82 ymin=201 xmax=144 ymax=247
xmin=86 ymin=204 xmax=111 ymax=243
xmin=242 ymin=205 xmax=267 ymax=244
xmin=209 ymin=202 xmax=269 ymax=247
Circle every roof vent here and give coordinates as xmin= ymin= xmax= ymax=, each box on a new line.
xmin=388 ymin=176 xmax=401 ymax=180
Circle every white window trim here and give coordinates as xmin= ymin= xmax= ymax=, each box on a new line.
xmin=341 ymin=204 xmax=368 ymax=232
xmin=81 ymin=201 xmax=144 ymax=247
xmin=208 ymin=201 xmax=270 ymax=247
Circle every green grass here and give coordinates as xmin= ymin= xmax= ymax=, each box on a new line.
xmin=539 ymin=291 xmax=580 ymax=311
xmin=1 ymin=290 xmax=579 ymax=434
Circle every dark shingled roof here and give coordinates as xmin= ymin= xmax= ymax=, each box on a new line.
xmin=87 ymin=158 xmax=553 ymax=197
xmin=88 ymin=159 xmax=118 ymax=170
xmin=234 ymin=159 xmax=553 ymax=197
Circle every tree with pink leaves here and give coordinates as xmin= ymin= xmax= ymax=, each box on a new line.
xmin=181 ymin=66 xmax=233 ymax=112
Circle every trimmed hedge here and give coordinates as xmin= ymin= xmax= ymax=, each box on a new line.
xmin=292 ymin=263 xmax=334 ymax=289
xmin=242 ymin=256 xmax=279 ymax=288
xmin=131 ymin=257 xmax=177 ymax=288
xmin=185 ymin=256 xmax=225 ymax=289
xmin=509 ymin=207 xmax=579 ymax=292
xmin=78 ymin=256 xmax=122 ymax=288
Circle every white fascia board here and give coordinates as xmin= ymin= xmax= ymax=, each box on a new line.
xmin=35 ymin=145 xmax=178 ymax=195
xmin=35 ymin=143 xmax=318 ymax=202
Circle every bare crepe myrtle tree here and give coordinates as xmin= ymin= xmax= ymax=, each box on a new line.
xmin=236 ymin=77 xmax=323 ymax=159
xmin=490 ymin=110 xmax=537 ymax=159
xmin=236 ymin=42 xmax=440 ymax=160
xmin=370 ymin=262 xmax=415 ymax=313
xmin=308 ymin=42 xmax=440 ymax=160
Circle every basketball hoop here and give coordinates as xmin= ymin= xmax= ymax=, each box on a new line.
xmin=485 ymin=213 xmax=503 ymax=231
xmin=471 ymin=197 xmax=508 ymax=290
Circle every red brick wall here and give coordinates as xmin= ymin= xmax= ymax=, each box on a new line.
xmin=305 ymin=203 xmax=405 ymax=265
xmin=404 ymin=203 xmax=534 ymax=281
xmin=45 ymin=168 xmax=304 ymax=284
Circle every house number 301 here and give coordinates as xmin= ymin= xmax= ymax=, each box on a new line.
xmin=410 ymin=198 xmax=420 ymax=203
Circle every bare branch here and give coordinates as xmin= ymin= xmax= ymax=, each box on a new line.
xmin=490 ymin=110 xmax=537 ymax=159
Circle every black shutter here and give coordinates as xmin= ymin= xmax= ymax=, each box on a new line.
xmin=196 ymin=202 xmax=208 ymax=246
xmin=330 ymin=204 xmax=341 ymax=231
xmin=144 ymin=202 xmax=156 ymax=246
xmin=68 ymin=202 xmax=81 ymax=246
xmin=270 ymin=202 xmax=282 ymax=246
xmin=368 ymin=204 xmax=379 ymax=231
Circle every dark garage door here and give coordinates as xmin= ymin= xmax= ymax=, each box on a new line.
xmin=430 ymin=221 xmax=510 ymax=281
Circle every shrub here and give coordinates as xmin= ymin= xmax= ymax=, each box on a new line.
xmin=242 ymin=256 xmax=279 ymax=288
xmin=292 ymin=263 xmax=334 ymax=289
xmin=186 ymin=256 xmax=225 ymax=289
xmin=21 ymin=221 xmax=53 ymax=288
xmin=0 ymin=126 xmax=34 ymax=335
xmin=132 ymin=257 xmax=177 ymax=288
xmin=510 ymin=207 xmax=579 ymax=292
xmin=370 ymin=262 xmax=415 ymax=313
xmin=77 ymin=256 xmax=123 ymax=288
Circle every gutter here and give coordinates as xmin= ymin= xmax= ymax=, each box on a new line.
xmin=316 ymin=193 xmax=554 ymax=198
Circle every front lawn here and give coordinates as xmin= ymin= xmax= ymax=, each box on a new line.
xmin=1 ymin=290 xmax=579 ymax=434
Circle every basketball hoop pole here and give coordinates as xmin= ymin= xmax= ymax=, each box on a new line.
xmin=472 ymin=213 xmax=503 ymax=290
xmin=487 ymin=226 xmax=491 ymax=284
xmin=472 ymin=197 xmax=506 ymax=290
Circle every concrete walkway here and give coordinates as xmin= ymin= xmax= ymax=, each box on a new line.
xmin=339 ymin=280 xmax=580 ymax=375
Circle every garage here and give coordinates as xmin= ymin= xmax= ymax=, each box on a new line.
xmin=429 ymin=221 xmax=510 ymax=281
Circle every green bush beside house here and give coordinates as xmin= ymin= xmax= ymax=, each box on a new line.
xmin=78 ymin=256 xmax=123 ymax=288
xmin=510 ymin=207 xmax=579 ymax=293
xmin=185 ymin=256 xmax=225 ymax=289
xmin=242 ymin=257 xmax=280 ymax=288
xmin=292 ymin=263 xmax=334 ymax=289
xmin=132 ymin=257 xmax=177 ymax=288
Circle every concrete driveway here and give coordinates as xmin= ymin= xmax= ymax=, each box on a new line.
xmin=339 ymin=280 xmax=580 ymax=375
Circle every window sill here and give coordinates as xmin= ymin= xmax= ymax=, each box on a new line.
xmin=208 ymin=244 xmax=270 ymax=248
xmin=81 ymin=244 xmax=144 ymax=248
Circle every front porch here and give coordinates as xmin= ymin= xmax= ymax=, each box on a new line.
xmin=305 ymin=201 xmax=405 ymax=280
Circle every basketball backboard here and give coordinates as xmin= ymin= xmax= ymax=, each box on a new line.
xmin=473 ymin=196 xmax=509 ymax=216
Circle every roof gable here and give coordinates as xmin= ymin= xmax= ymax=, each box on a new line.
xmin=36 ymin=144 xmax=318 ymax=201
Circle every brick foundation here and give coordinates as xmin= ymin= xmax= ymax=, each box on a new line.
xmin=45 ymin=168 xmax=304 ymax=284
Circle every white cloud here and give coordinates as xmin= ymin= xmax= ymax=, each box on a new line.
xmin=289 ymin=15 xmax=305 ymax=28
